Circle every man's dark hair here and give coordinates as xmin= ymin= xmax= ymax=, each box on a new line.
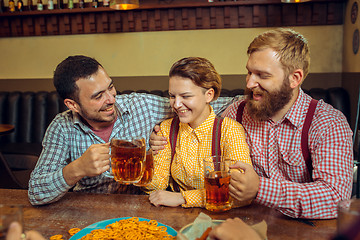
xmin=53 ymin=55 xmax=103 ymax=102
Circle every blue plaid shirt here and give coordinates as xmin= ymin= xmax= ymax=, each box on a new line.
xmin=28 ymin=93 xmax=237 ymax=205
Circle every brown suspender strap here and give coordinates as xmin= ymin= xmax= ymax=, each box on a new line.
xmin=301 ymin=99 xmax=318 ymax=181
xmin=170 ymin=117 xmax=180 ymax=163
xmin=169 ymin=116 xmax=224 ymax=192
xmin=236 ymin=101 xmax=246 ymax=124
xmin=236 ymin=99 xmax=318 ymax=181
xmin=212 ymin=116 xmax=224 ymax=157
xmin=169 ymin=117 xmax=180 ymax=192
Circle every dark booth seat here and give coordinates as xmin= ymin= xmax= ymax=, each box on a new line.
xmin=0 ymin=87 xmax=351 ymax=189
xmin=304 ymin=88 xmax=351 ymax=123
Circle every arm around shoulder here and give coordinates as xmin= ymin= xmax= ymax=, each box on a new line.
xmin=145 ymin=119 xmax=173 ymax=193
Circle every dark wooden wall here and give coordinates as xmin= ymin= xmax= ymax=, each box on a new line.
xmin=0 ymin=0 xmax=344 ymax=37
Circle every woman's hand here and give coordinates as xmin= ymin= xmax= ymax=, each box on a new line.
xmin=149 ymin=190 xmax=185 ymax=207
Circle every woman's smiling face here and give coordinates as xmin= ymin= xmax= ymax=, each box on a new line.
xmin=169 ymin=76 xmax=214 ymax=129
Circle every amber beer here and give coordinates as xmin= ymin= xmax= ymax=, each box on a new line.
xmin=204 ymin=171 xmax=231 ymax=211
xmin=110 ymin=138 xmax=146 ymax=184
xmin=204 ymin=156 xmax=232 ymax=212
xmin=134 ymin=149 xmax=154 ymax=186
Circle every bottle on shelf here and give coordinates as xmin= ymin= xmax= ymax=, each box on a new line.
xmin=37 ymin=0 xmax=43 ymax=10
xmin=47 ymin=0 xmax=54 ymax=9
xmin=27 ymin=0 xmax=32 ymax=10
xmin=79 ymin=0 xmax=84 ymax=8
xmin=103 ymin=0 xmax=109 ymax=7
xmin=0 ymin=0 xmax=5 ymax=13
xmin=92 ymin=0 xmax=98 ymax=8
xmin=16 ymin=0 xmax=23 ymax=11
xmin=56 ymin=0 xmax=63 ymax=8
xmin=9 ymin=0 xmax=16 ymax=12
xmin=68 ymin=0 xmax=73 ymax=9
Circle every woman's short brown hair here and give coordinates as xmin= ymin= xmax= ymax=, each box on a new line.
xmin=169 ymin=57 xmax=222 ymax=101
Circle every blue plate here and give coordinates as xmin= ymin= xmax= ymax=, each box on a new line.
xmin=69 ymin=217 xmax=177 ymax=239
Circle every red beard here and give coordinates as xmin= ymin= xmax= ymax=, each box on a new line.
xmin=245 ymin=78 xmax=293 ymax=121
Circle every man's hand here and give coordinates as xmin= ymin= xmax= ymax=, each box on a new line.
xmin=149 ymin=190 xmax=185 ymax=207
xmin=229 ymin=162 xmax=259 ymax=202
xmin=63 ymin=143 xmax=111 ymax=186
xmin=209 ymin=218 xmax=261 ymax=240
xmin=149 ymin=125 xmax=167 ymax=154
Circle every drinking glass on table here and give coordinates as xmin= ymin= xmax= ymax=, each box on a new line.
xmin=107 ymin=137 xmax=146 ymax=185
xmin=337 ymin=199 xmax=360 ymax=237
xmin=203 ymin=156 xmax=232 ymax=212
xmin=134 ymin=149 xmax=154 ymax=187
xmin=0 ymin=204 xmax=23 ymax=240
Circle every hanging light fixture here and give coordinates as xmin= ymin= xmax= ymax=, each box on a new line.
xmin=281 ymin=0 xmax=311 ymax=3
xmin=110 ymin=0 xmax=139 ymax=10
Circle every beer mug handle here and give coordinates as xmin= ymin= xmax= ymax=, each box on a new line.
xmin=104 ymin=147 xmax=114 ymax=178
xmin=204 ymin=165 xmax=212 ymax=175
xmin=104 ymin=164 xmax=113 ymax=178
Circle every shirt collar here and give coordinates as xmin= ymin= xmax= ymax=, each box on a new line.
xmin=282 ymin=88 xmax=309 ymax=128
xmin=114 ymin=95 xmax=129 ymax=116
xmin=179 ymin=106 xmax=216 ymax=141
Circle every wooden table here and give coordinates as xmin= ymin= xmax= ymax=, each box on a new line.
xmin=0 ymin=189 xmax=337 ymax=239
xmin=0 ymin=124 xmax=14 ymax=136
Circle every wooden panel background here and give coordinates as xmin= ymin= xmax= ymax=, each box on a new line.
xmin=0 ymin=0 xmax=345 ymax=37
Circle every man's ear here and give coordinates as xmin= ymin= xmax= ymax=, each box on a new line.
xmin=205 ymin=88 xmax=215 ymax=103
xmin=64 ymin=98 xmax=80 ymax=113
xmin=289 ymin=69 xmax=303 ymax=89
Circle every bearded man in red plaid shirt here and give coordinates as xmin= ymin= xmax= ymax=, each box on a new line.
xmin=221 ymin=28 xmax=353 ymax=219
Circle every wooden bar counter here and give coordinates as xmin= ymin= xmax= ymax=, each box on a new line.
xmin=0 ymin=189 xmax=337 ymax=239
xmin=0 ymin=124 xmax=14 ymax=136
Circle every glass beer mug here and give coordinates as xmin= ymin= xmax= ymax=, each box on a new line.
xmin=107 ymin=136 xmax=146 ymax=184
xmin=203 ymin=156 xmax=232 ymax=212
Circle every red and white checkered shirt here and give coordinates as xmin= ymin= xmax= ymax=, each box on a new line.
xmin=222 ymin=89 xmax=353 ymax=219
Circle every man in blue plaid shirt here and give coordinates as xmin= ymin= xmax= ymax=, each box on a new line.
xmin=28 ymin=55 xmax=237 ymax=205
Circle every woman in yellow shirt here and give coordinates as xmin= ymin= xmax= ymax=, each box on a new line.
xmin=146 ymin=57 xmax=251 ymax=208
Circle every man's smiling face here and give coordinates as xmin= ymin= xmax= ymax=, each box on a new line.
xmin=245 ymin=48 xmax=293 ymax=121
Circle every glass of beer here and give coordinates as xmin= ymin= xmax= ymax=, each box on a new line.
xmin=110 ymin=137 xmax=146 ymax=184
xmin=337 ymin=199 xmax=360 ymax=234
xmin=203 ymin=156 xmax=232 ymax=212
xmin=134 ymin=149 xmax=154 ymax=187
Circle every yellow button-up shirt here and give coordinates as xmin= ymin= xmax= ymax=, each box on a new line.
xmin=146 ymin=107 xmax=251 ymax=208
